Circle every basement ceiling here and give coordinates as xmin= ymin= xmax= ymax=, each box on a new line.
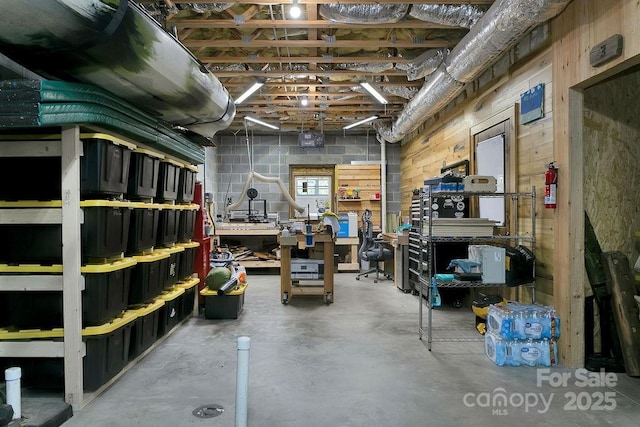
xmin=140 ymin=0 xmax=495 ymax=134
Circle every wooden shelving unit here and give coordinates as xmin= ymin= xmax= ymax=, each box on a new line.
xmin=0 ymin=126 xmax=198 ymax=408
xmin=335 ymin=163 xmax=382 ymax=230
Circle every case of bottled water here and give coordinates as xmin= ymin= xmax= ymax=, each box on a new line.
xmin=484 ymin=332 xmax=559 ymax=367
xmin=486 ymin=302 xmax=560 ymax=340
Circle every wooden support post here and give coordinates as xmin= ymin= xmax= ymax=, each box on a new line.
xmin=61 ymin=125 xmax=84 ymax=406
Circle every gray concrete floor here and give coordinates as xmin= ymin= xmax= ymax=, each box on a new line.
xmin=61 ymin=274 xmax=640 ymax=427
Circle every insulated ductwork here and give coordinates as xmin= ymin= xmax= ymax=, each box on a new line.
xmin=0 ymin=0 xmax=235 ymax=139
xmin=377 ymin=0 xmax=572 ymax=143
xmin=382 ymin=85 xmax=419 ymax=101
xmin=189 ymin=3 xmax=235 ymax=13
xmin=409 ymin=4 xmax=485 ymax=29
xmin=320 ymin=4 xmax=409 ymax=24
xmin=405 ymin=49 xmax=448 ymax=81
xmin=335 ymin=62 xmax=395 ymax=74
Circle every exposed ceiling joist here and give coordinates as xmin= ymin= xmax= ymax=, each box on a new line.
xmin=173 ymin=19 xmax=460 ymax=30
xmin=183 ymin=39 xmax=457 ymax=49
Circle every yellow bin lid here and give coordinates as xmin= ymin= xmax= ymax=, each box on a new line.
xmin=176 ymin=277 xmax=200 ymax=291
xmin=0 ymin=258 xmax=136 ymax=274
xmin=158 ymin=286 xmax=185 ymax=302
xmin=177 ymin=241 xmax=200 ymax=250
xmin=132 ymin=251 xmax=170 ymax=263
xmin=200 ymin=282 xmax=247 ymax=297
xmin=80 ymin=133 xmax=137 ymax=151
xmin=0 ymin=311 xmax=138 ymax=339
xmin=127 ymin=299 xmax=165 ymax=317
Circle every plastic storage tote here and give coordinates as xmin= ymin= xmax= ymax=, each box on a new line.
xmin=127 ymin=299 xmax=164 ymax=359
xmin=175 ymin=277 xmax=200 ymax=321
xmin=156 ymin=204 xmax=180 ymax=248
xmin=157 ymin=287 xmax=185 ymax=337
xmin=80 ymin=133 xmax=135 ymax=197
xmin=129 ymin=251 xmax=170 ymax=304
xmin=156 ymin=158 xmax=181 ymax=201
xmin=158 ymin=245 xmax=185 ymax=290
xmin=127 ymin=148 xmax=163 ymax=199
xmin=177 ymin=204 xmax=199 ymax=243
xmin=0 ymin=259 xmax=136 ymax=328
xmin=177 ymin=164 xmax=198 ymax=203
xmin=0 ymin=132 xmax=136 ymax=200
xmin=0 ymin=200 xmax=133 ymax=264
xmin=127 ymin=203 xmax=161 ymax=255
xmin=177 ymin=241 xmax=200 ymax=281
xmin=0 ymin=311 xmax=137 ymax=391
xmin=200 ymin=282 xmax=248 ymax=319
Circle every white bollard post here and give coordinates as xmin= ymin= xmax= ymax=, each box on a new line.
xmin=5 ymin=367 xmax=21 ymax=420
xmin=235 ymin=336 xmax=250 ymax=427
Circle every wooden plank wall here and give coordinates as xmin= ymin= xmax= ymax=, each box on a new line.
xmin=335 ymin=164 xmax=382 ymax=229
xmin=553 ymin=0 xmax=640 ymax=367
xmin=400 ymin=48 xmax=555 ymax=304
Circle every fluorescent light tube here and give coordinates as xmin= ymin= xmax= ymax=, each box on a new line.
xmin=360 ymin=82 xmax=388 ymax=104
xmin=245 ymin=116 xmax=279 ymax=130
xmin=343 ymin=115 xmax=378 ymax=130
xmin=235 ymin=82 xmax=264 ymax=104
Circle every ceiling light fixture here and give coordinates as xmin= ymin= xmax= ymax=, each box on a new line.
xmin=300 ymin=94 xmax=309 ymax=106
xmin=343 ymin=115 xmax=378 ymax=130
xmin=360 ymin=82 xmax=388 ymax=104
xmin=289 ymin=0 xmax=301 ymax=19
xmin=245 ymin=116 xmax=279 ymax=130
xmin=235 ymin=81 xmax=264 ymax=104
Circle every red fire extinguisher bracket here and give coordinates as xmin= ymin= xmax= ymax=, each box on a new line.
xmin=545 ymin=162 xmax=558 ymax=209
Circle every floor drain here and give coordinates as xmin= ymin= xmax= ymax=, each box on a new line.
xmin=192 ymin=404 xmax=225 ymax=418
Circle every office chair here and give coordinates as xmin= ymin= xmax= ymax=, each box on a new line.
xmin=356 ymin=209 xmax=393 ymax=283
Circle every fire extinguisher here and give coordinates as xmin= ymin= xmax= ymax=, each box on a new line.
xmin=545 ymin=162 xmax=558 ymax=209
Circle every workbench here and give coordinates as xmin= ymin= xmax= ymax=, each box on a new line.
xmin=279 ymin=232 xmax=335 ymax=304
xmin=212 ymin=223 xmax=281 ymax=268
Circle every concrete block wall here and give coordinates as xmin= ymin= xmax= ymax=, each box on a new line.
xmin=207 ymin=131 xmax=401 ymax=223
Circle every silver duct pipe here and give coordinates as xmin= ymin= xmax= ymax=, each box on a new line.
xmin=377 ymin=0 xmax=572 ymax=143
xmin=188 ymin=3 xmax=235 ymax=13
xmin=409 ymin=4 xmax=485 ymax=29
xmin=319 ymin=4 xmax=409 ymax=24
xmin=405 ymin=49 xmax=448 ymax=81
xmin=382 ymin=85 xmax=419 ymax=101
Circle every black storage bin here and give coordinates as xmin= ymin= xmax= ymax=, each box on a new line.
xmin=0 ymin=200 xmax=133 ymax=264
xmin=1 ymin=259 xmax=136 ymax=329
xmin=157 ymin=204 xmax=180 ymax=247
xmin=157 ymin=159 xmax=181 ymax=201
xmin=0 ymin=311 xmax=136 ymax=391
xmin=80 ymin=133 xmax=135 ymax=197
xmin=160 ymin=246 xmax=185 ymax=290
xmin=157 ymin=287 xmax=185 ymax=338
xmin=127 ymin=203 xmax=161 ymax=255
xmin=128 ymin=299 xmax=164 ymax=359
xmin=177 ymin=204 xmax=198 ymax=243
xmin=177 ymin=164 xmax=198 ymax=203
xmin=127 ymin=149 xmax=162 ymax=199
xmin=201 ymin=283 xmax=247 ymax=319
xmin=82 ymin=200 xmax=133 ymax=261
xmin=129 ymin=251 xmax=170 ymax=304
xmin=0 ymin=132 xmax=135 ymax=200
xmin=176 ymin=277 xmax=199 ymax=321
xmin=177 ymin=242 xmax=200 ymax=280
